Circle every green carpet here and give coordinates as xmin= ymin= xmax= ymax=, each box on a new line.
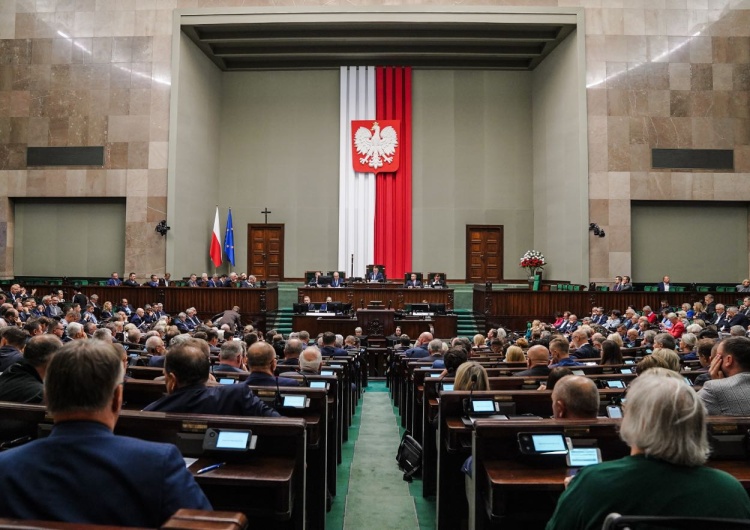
xmin=327 ymin=382 xmax=435 ymax=530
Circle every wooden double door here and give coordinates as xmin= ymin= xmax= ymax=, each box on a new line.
xmin=466 ymin=225 xmax=503 ymax=283
xmin=247 ymin=224 xmax=284 ymax=281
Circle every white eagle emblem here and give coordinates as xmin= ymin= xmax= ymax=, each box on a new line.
xmin=354 ymin=122 xmax=398 ymax=170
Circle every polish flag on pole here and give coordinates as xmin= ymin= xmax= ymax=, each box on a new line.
xmin=210 ymin=206 xmax=222 ymax=267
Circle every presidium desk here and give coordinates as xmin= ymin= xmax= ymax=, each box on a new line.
xmin=296 ymin=285 xmax=457 ymax=339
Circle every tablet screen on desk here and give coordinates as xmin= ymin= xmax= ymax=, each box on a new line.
xmin=572 ymin=370 xmax=585 ymax=376
xmin=532 ymin=434 xmax=567 ymax=453
xmin=441 ymin=383 xmax=454 ymax=392
xmin=321 ymin=370 xmax=334 ymax=376
xmin=218 ymin=378 xmax=236 ymax=385
xmin=606 ymin=380 xmax=625 ymax=389
xmin=567 ymin=447 xmax=601 ymax=467
xmin=283 ymin=395 xmax=306 ymax=408
xmin=309 ymin=381 xmax=328 ymax=389
xmin=471 ymin=399 xmax=496 ymax=413
xmin=217 ymin=431 xmax=250 ymax=450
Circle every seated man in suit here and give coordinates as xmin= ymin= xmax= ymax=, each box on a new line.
xmin=146 ymin=336 xmax=167 ymax=368
xmin=107 ymin=272 xmax=122 ymax=286
xmin=515 ymin=344 xmax=551 ymax=377
xmin=367 ymin=266 xmax=384 ymax=282
xmin=550 ymin=375 xmax=600 ymax=420
xmin=0 ymin=340 xmax=212 ymax=526
xmin=144 ymin=274 xmax=159 ymax=288
xmin=711 ymin=303 xmax=729 ymax=330
xmin=308 ymin=271 xmax=323 ymax=287
xmin=725 ymin=306 xmax=750 ymax=330
xmin=144 ymin=338 xmax=277 ymax=416
xmin=330 ymin=271 xmax=344 ymax=288
xmin=404 ymin=273 xmax=422 ymax=288
xmin=278 ymin=338 xmax=303 ymax=368
xmin=0 ymin=327 xmax=27 ymax=373
xmin=245 ymin=342 xmax=299 ymax=387
xmin=698 ymin=336 xmax=750 ymax=416
xmin=285 ymin=347 xmax=322 ymax=376
xmin=213 ymin=340 xmax=247 ymax=373
xmin=657 ymin=275 xmax=671 ymax=292
xmin=122 ymin=272 xmax=139 ymax=287
xmin=44 ymin=295 xmax=64 ymax=319
xmin=0 ymin=334 xmax=61 ymax=404
xmin=319 ymin=331 xmax=349 ymax=357
xmin=429 ymin=273 xmax=445 ymax=288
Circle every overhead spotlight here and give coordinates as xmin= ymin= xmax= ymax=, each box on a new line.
xmin=589 ymin=223 xmax=605 ymax=238
xmin=155 ymin=220 xmax=170 ymax=237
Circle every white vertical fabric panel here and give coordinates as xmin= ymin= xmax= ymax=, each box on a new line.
xmin=338 ymin=66 xmax=376 ymax=278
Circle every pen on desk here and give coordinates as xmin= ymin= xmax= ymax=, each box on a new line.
xmin=196 ymin=462 xmax=226 ymax=475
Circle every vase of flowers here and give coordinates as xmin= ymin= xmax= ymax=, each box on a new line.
xmin=520 ymin=250 xmax=546 ymax=287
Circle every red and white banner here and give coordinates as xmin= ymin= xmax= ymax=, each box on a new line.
xmin=351 ymin=120 xmax=400 ymax=174
xmin=209 ymin=206 xmax=222 ymax=268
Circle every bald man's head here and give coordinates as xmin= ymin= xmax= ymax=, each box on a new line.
xmin=418 ymin=332 xmax=433 ymax=345
xmin=526 ymin=345 xmax=550 ymax=367
xmin=551 ymin=375 xmax=600 ymax=419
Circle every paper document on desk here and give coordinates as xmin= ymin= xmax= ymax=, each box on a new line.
xmin=183 ymin=457 xmax=198 ymax=469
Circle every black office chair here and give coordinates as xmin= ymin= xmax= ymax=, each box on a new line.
xmin=602 ymin=513 xmax=750 ymax=530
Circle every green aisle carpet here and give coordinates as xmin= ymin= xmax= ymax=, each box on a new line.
xmin=327 ymin=382 xmax=435 ymax=530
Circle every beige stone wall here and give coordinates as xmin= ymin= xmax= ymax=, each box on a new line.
xmin=1 ymin=1 xmax=748 ymax=281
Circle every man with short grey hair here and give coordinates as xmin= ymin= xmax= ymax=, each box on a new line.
xmin=280 ymin=338 xmax=304 ymax=367
xmin=298 ymin=347 xmax=323 ymax=375
xmin=65 ymin=322 xmax=86 ymax=341
xmin=146 ymin=336 xmax=166 ymax=368
xmin=92 ymin=328 xmax=113 ymax=342
xmin=214 ymin=340 xmax=246 ymax=373
xmin=0 ymin=340 xmax=212 ymax=525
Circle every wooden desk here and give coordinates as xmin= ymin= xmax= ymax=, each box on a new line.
xmin=0 ymin=403 xmax=306 ymax=530
xmin=298 ymin=285 xmax=454 ymax=310
xmin=291 ymin=313 xmax=458 ymax=339
xmin=470 ymin=417 xmax=750 ymax=529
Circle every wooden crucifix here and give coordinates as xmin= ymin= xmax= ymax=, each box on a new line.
xmin=261 ymin=208 xmax=272 ymax=224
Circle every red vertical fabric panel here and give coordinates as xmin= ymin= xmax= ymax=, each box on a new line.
xmin=374 ymin=66 xmax=412 ymax=280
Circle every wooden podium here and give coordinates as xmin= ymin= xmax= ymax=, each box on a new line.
xmin=356 ymin=309 xmax=394 ymax=337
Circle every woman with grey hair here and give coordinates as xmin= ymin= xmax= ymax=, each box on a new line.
xmin=546 ymin=369 xmax=750 ymax=529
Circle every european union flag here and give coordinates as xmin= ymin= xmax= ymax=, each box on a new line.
xmin=224 ymin=208 xmax=235 ymax=267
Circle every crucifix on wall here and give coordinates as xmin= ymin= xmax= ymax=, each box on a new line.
xmin=261 ymin=208 xmax=272 ymax=224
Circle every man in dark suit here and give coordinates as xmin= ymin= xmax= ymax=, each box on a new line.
xmin=403 ymin=332 xmax=433 ymax=359
xmin=44 ymin=295 xmax=64 ymax=319
xmin=129 ymin=308 xmax=145 ymax=328
xmin=570 ymin=329 xmax=597 ymax=359
xmin=308 ymin=271 xmax=323 ymax=287
xmin=174 ymin=312 xmax=190 ymax=333
xmin=185 ymin=308 xmax=201 ymax=329
xmin=0 ymin=327 xmax=26 ymax=373
xmin=0 ymin=335 xmax=61 ymax=404
xmin=0 ymin=339 xmax=212 ymax=526
xmin=213 ymin=340 xmax=247 ymax=373
xmin=330 ymin=271 xmax=344 ymax=288
xmin=620 ymin=275 xmax=634 ymax=291
xmin=144 ymin=339 xmax=276 ymax=416
xmin=704 ymin=294 xmax=717 ymax=317
xmin=144 ymin=274 xmax=159 ymax=287
xmin=122 ymin=272 xmax=139 ymax=287
xmin=515 ymin=345 xmax=551 ymax=377
xmin=712 ymin=304 xmax=729 ymax=330
xmin=5 ymin=284 xmax=26 ymax=304
xmin=107 ymin=272 xmax=122 ymax=286
xmin=368 ymin=266 xmax=384 ymax=282
xmin=207 ymin=274 xmax=220 ymax=288
xmin=319 ymin=332 xmax=349 ymax=357
xmin=404 ymin=273 xmax=422 ymax=288
xmin=245 ymin=342 xmax=299 ymax=387
xmin=214 ymin=306 xmax=242 ymax=333
xmin=71 ymin=288 xmax=88 ymax=308
xmin=145 ymin=336 xmax=167 ymax=368
xmin=657 ymin=275 xmax=672 ymax=292
xmin=429 ymin=274 xmax=445 ymax=288
xmin=612 ymin=275 xmax=623 ymax=292
xmin=725 ymin=306 xmax=750 ymax=331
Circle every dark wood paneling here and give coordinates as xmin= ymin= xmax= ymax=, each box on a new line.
xmin=473 ymin=284 xmax=745 ymax=331
xmin=298 ymin=286 xmax=454 ymax=310
xmin=291 ymin=313 xmax=457 ymax=338
xmin=75 ymin=285 xmax=278 ymax=327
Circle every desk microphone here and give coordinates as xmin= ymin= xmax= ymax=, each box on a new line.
xmin=296 ymin=369 xmax=310 ymax=387
xmin=274 ymin=376 xmax=282 ymax=409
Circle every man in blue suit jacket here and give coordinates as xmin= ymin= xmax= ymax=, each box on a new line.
xmin=107 ymin=272 xmax=122 ymax=286
xmin=143 ymin=339 xmax=278 ymax=417
xmin=405 ymin=273 xmax=422 ymax=288
xmin=245 ymin=342 xmax=299 ymax=387
xmin=368 ymin=266 xmax=384 ymax=282
xmin=0 ymin=340 xmax=211 ymax=527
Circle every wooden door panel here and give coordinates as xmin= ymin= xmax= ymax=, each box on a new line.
xmin=466 ymin=225 xmax=503 ymax=283
xmin=247 ymin=224 xmax=285 ymax=281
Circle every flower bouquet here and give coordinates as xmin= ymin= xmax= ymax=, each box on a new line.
xmin=520 ymin=250 xmax=546 ymax=280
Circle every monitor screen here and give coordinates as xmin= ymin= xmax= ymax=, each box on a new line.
xmin=471 ymin=399 xmax=495 ymax=413
xmin=318 ymin=275 xmax=332 ymax=286
xmin=531 ymin=434 xmax=567 ymax=453
xmin=411 ymin=303 xmax=429 ymax=313
xmin=429 ymin=303 xmax=446 ymax=315
xmin=292 ymin=303 xmax=306 ymax=314
xmin=216 ymin=431 xmax=249 ymax=450
xmin=283 ymin=395 xmax=306 ymax=408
